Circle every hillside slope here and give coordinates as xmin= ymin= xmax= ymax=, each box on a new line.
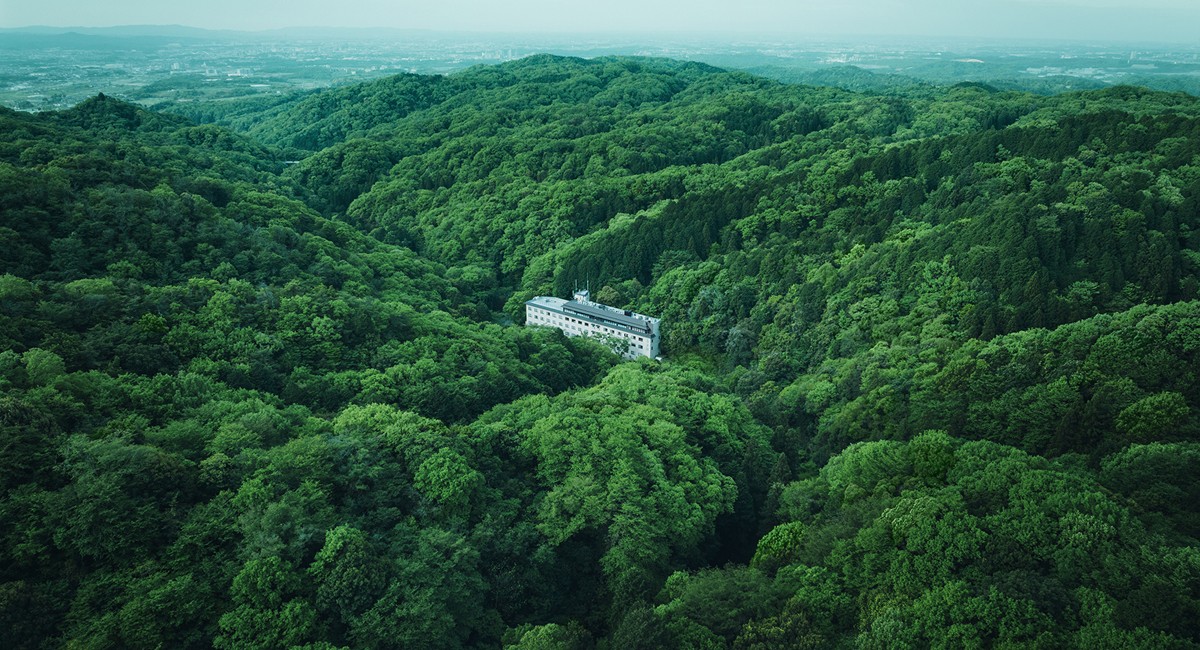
xmin=2 ymin=59 xmax=1198 ymax=647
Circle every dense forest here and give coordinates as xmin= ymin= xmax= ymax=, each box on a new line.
xmin=2 ymin=55 xmax=1198 ymax=648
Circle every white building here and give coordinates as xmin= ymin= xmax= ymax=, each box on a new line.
xmin=525 ymin=289 xmax=661 ymax=360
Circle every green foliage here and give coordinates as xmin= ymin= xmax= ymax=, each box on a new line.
xmin=2 ymin=56 xmax=1199 ymax=649
xmin=309 ymin=525 xmax=385 ymax=625
xmin=215 ymin=557 xmax=320 ymax=650
xmin=1101 ymin=443 xmax=1200 ymax=539
xmin=714 ymin=436 xmax=1199 ymax=646
xmin=750 ymin=521 xmax=805 ymax=572
xmin=352 ymin=527 xmax=487 ymax=649
xmin=504 ymin=621 xmax=593 ymax=650
xmin=472 ymin=364 xmax=763 ymax=612
xmin=1116 ymin=392 xmax=1191 ymax=442
xmin=20 ymin=348 xmax=64 ymax=385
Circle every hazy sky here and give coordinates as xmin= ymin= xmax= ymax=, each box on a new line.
xmin=3 ymin=0 xmax=1200 ymax=43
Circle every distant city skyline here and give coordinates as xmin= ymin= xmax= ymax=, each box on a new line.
xmin=3 ymin=0 xmax=1200 ymax=44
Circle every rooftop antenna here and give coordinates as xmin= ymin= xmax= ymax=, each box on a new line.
xmin=573 ymin=277 xmax=591 ymax=305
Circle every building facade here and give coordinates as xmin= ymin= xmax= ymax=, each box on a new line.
xmin=525 ymin=289 xmax=661 ymax=360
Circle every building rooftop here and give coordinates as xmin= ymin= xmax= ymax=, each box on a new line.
xmin=526 ymin=296 xmax=567 ymax=310
xmin=562 ymin=301 xmax=655 ymax=334
xmin=526 ymin=295 xmax=659 ymax=336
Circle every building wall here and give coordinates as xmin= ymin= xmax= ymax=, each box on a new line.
xmin=525 ymin=301 xmax=660 ymax=360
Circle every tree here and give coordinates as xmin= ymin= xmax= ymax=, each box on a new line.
xmin=309 ymin=525 xmax=386 ymax=630
xmin=351 ymin=528 xmax=487 ymax=649
xmin=1115 ymin=392 xmax=1190 ymax=443
xmin=215 ymin=557 xmax=320 ymax=650
xmin=21 ymin=348 xmax=64 ymax=386
xmin=503 ymin=621 xmax=593 ymax=650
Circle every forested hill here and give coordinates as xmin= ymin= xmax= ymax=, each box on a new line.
xmin=2 ymin=55 xmax=1199 ymax=648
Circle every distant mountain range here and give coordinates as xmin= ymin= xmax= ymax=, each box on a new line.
xmin=0 ymin=25 xmax=453 ymax=40
xmin=0 ymin=25 xmax=469 ymax=52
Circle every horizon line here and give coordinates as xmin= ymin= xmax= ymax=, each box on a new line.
xmin=2 ymin=24 xmax=1199 ymax=48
